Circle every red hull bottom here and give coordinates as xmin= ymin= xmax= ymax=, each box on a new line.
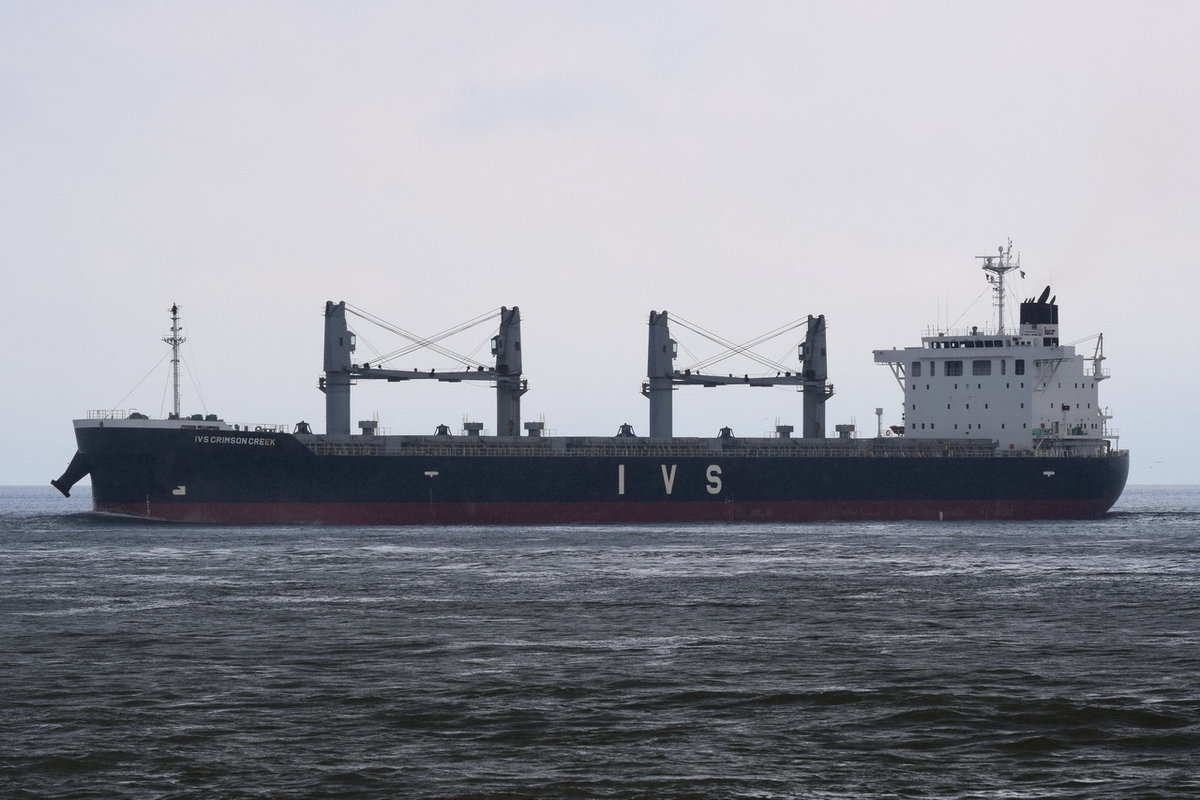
xmin=93 ymin=498 xmax=1119 ymax=525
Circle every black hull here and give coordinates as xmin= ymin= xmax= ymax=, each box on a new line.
xmin=66 ymin=426 xmax=1130 ymax=525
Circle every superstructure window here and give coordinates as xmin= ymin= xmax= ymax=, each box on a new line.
xmin=945 ymin=360 xmax=963 ymax=376
xmin=1015 ymin=359 xmax=1025 ymax=375
xmin=911 ymin=362 xmax=922 ymax=377
xmin=972 ymin=360 xmax=991 ymax=376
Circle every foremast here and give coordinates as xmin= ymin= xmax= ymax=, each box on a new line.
xmin=163 ymin=303 xmax=186 ymax=419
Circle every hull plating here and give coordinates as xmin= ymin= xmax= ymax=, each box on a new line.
xmin=73 ymin=427 xmax=1130 ymax=525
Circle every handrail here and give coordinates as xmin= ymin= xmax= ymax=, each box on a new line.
xmin=296 ymin=435 xmax=1118 ymax=460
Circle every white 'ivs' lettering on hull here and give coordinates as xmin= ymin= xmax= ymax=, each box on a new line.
xmin=706 ymin=464 xmax=722 ymax=494
xmin=614 ymin=463 xmax=723 ymax=496
xmin=661 ymin=464 xmax=677 ymax=495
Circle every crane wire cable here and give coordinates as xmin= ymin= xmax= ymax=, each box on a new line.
xmin=670 ymin=313 xmax=809 ymax=374
xmin=345 ymin=304 xmax=502 ymax=368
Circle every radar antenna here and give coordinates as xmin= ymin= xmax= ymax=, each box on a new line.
xmin=163 ymin=303 xmax=186 ymax=419
xmin=976 ymin=240 xmax=1020 ymax=335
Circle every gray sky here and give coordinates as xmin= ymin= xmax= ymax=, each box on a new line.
xmin=3 ymin=0 xmax=1197 ymax=486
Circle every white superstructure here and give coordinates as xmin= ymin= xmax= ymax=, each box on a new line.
xmin=874 ymin=245 xmax=1113 ymax=456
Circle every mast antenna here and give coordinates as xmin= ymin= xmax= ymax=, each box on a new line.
xmin=163 ymin=303 xmax=186 ymax=419
xmin=976 ymin=240 xmax=1020 ymax=335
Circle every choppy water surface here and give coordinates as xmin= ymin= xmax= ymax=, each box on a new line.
xmin=2 ymin=485 xmax=1198 ymax=799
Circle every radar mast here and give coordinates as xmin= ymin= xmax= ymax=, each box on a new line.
xmin=977 ymin=240 xmax=1020 ymax=335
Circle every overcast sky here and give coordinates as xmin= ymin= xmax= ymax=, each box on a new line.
xmin=3 ymin=0 xmax=1197 ymax=486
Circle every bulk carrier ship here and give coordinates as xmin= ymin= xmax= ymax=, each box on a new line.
xmin=52 ymin=244 xmax=1128 ymax=523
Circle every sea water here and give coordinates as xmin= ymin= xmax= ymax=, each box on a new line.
xmin=2 ymin=485 xmax=1197 ymax=799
